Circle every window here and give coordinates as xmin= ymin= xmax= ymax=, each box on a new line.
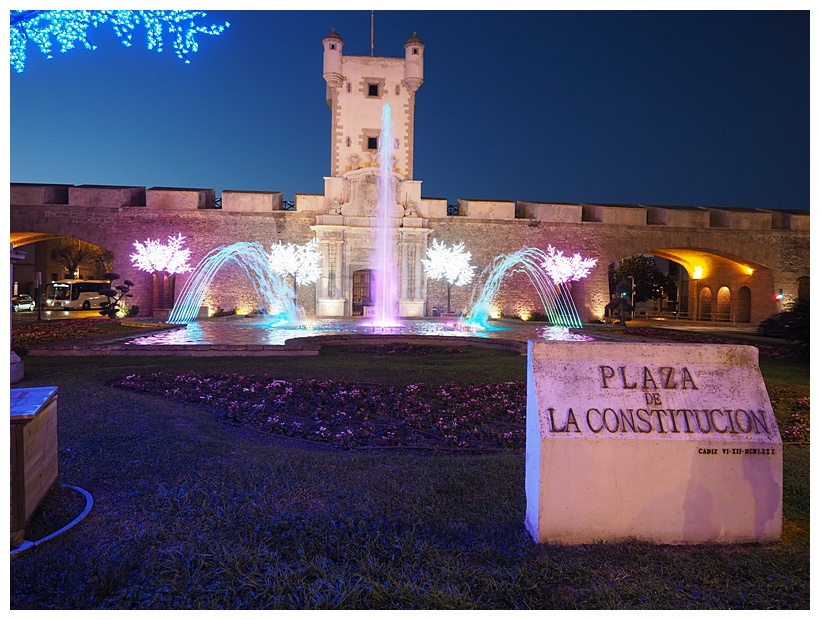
xmin=330 ymin=43 xmax=336 ymax=50
xmin=412 ymin=48 xmax=418 ymax=55
xmin=368 ymin=83 xmax=379 ymax=97
xmin=367 ymin=137 xmax=378 ymax=150
xmin=346 ymin=137 xmax=351 ymax=147
xmin=347 ymin=83 xmax=351 ymax=92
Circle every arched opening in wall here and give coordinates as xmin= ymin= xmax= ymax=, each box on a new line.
xmin=698 ymin=287 xmax=713 ymax=320
xmin=351 ymin=269 xmax=373 ymax=317
xmin=607 ymin=254 xmax=679 ymax=318
xmin=797 ymin=276 xmax=810 ymax=302
xmin=153 ymin=273 xmax=177 ymax=310
xmin=10 ymin=234 xmax=114 ymax=299
xmin=716 ymin=286 xmax=731 ymax=321
xmin=737 ymin=286 xmax=752 ymax=323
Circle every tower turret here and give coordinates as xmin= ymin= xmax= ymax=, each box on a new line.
xmin=403 ymin=32 xmax=424 ymax=93
xmin=322 ymin=28 xmax=344 ymax=105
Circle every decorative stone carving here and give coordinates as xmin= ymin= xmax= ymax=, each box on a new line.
xmin=340 ymin=168 xmax=404 ymax=218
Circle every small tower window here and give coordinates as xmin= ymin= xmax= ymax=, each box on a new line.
xmin=346 ymin=137 xmax=351 ymax=147
xmin=368 ymin=83 xmax=379 ymax=97
xmin=395 ymin=84 xmax=400 ymax=95
xmin=347 ymin=83 xmax=351 ymax=92
xmin=412 ymin=48 xmax=419 ymax=55
xmin=330 ymin=43 xmax=336 ymax=50
xmin=367 ymin=137 xmax=378 ymax=150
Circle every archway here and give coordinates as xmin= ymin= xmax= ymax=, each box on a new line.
xmin=153 ymin=273 xmax=177 ymax=310
xmin=698 ymin=287 xmax=713 ymax=320
xmin=352 ymin=269 xmax=373 ymax=317
xmin=737 ymin=286 xmax=752 ymax=323
xmin=10 ymin=234 xmax=114 ymax=297
xmin=797 ymin=276 xmax=809 ymax=302
xmin=716 ymin=286 xmax=731 ymax=321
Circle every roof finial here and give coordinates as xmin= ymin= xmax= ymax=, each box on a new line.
xmin=371 ymin=10 xmax=375 ymax=57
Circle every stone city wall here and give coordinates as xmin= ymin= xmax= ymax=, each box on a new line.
xmin=11 ymin=184 xmax=810 ymax=322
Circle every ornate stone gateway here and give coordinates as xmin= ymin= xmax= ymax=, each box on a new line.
xmin=312 ymin=167 xmax=431 ymax=318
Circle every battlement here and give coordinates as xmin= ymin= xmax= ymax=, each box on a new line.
xmin=10 ymin=184 xmax=809 ymax=231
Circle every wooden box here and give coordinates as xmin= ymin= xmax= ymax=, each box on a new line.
xmin=10 ymin=386 xmax=59 ymax=546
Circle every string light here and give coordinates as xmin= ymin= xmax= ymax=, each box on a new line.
xmin=130 ymin=233 xmax=193 ymax=275
xmin=10 ymin=10 xmax=229 ymax=73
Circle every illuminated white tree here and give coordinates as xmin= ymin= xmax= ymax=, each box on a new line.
xmin=269 ymin=238 xmax=322 ymax=300
xmin=10 ymin=10 xmax=229 ymax=73
xmin=421 ymin=239 xmax=476 ymax=314
xmin=542 ymin=245 xmax=598 ymax=285
xmin=130 ymin=233 xmax=193 ymax=275
xmin=130 ymin=233 xmax=193 ymax=311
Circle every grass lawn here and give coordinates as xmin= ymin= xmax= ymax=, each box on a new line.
xmin=9 ymin=337 xmax=809 ymax=609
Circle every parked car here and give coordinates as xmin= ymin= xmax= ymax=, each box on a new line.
xmin=12 ymin=294 xmax=36 ymax=312
xmin=757 ymin=312 xmax=796 ymax=338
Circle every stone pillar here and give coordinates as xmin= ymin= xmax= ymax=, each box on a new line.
xmin=400 ymin=241 xmax=409 ymax=300
xmin=334 ymin=240 xmax=344 ymax=299
xmin=10 ymin=244 xmax=26 ymax=383
xmin=312 ymin=223 xmax=347 ymax=317
xmin=413 ymin=239 xmax=424 ymax=301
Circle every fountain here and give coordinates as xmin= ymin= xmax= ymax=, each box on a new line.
xmin=166 ymin=241 xmax=300 ymax=325
xmin=163 ymin=106 xmax=406 ymax=332
xmin=153 ymin=108 xmax=597 ymax=347
xmin=370 ymin=103 xmax=401 ymax=327
xmin=463 ymin=246 xmax=586 ymax=331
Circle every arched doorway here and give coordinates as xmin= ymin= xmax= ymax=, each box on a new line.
xmin=698 ymin=287 xmax=713 ymax=320
xmin=352 ymin=269 xmax=373 ymax=317
xmin=716 ymin=286 xmax=731 ymax=321
xmin=797 ymin=276 xmax=809 ymax=302
xmin=737 ymin=286 xmax=752 ymax=322
xmin=153 ymin=273 xmax=177 ymax=310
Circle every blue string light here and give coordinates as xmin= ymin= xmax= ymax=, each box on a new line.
xmin=10 ymin=10 xmax=229 ymax=73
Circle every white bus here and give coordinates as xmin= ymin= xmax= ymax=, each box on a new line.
xmin=44 ymin=280 xmax=109 ymax=310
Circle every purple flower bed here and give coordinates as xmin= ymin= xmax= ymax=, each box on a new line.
xmin=768 ymin=388 xmax=811 ymax=443
xmin=113 ymin=372 xmax=527 ymax=451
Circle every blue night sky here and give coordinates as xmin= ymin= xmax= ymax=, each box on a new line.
xmin=9 ymin=9 xmax=810 ymax=211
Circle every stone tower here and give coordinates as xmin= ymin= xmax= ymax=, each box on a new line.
xmin=312 ymin=28 xmax=431 ymax=318
xmin=321 ymin=28 xmax=424 ymax=180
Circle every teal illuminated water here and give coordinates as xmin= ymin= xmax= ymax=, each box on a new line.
xmin=126 ymin=318 xmax=594 ymax=346
xmin=166 ymin=242 xmax=300 ymax=325
xmin=463 ymin=246 xmax=583 ymax=330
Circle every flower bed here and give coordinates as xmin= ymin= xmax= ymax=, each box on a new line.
xmin=12 ymin=318 xmax=125 ymax=348
xmin=113 ymin=372 xmax=526 ymax=451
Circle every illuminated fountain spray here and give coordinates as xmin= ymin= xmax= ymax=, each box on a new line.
xmin=463 ymin=246 xmax=596 ymax=330
xmin=370 ymin=103 xmax=401 ymax=327
xmin=167 ymin=242 xmax=300 ymax=324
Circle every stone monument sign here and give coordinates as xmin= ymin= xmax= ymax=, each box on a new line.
xmin=526 ymin=341 xmax=782 ymax=544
